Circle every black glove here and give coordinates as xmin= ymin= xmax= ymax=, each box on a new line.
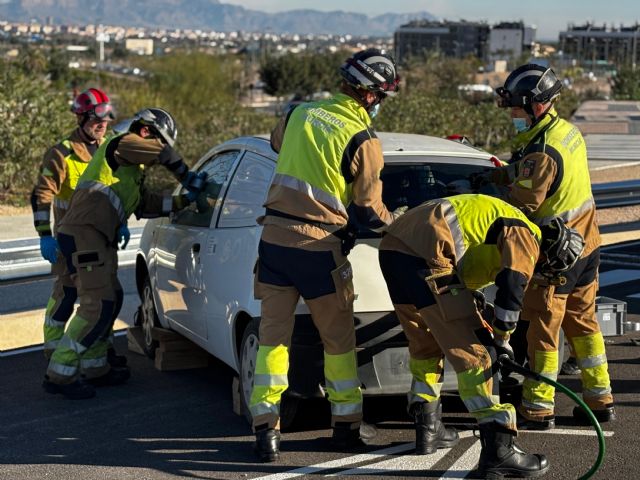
xmin=336 ymin=223 xmax=358 ymax=256
xmin=468 ymin=168 xmax=493 ymax=192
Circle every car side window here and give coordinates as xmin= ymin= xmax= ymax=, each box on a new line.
xmin=173 ymin=150 xmax=240 ymax=227
xmin=218 ymin=152 xmax=275 ymax=228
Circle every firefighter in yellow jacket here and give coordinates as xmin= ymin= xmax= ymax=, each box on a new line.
xmin=379 ymin=193 xmax=584 ymax=478
xmin=250 ymin=49 xmax=403 ymax=462
xmin=42 ymin=108 xmax=206 ymax=399
xmin=31 ymin=88 xmax=127 ymax=368
xmin=483 ymin=64 xmax=615 ymax=429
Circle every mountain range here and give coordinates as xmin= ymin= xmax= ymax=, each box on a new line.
xmin=0 ymin=0 xmax=436 ymax=36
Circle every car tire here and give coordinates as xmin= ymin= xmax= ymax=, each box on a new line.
xmin=239 ymin=318 xmax=298 ymax=431
xmin=140 ymin=276 xmax=160 ymax=359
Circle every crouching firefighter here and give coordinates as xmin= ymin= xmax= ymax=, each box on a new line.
xmin=43 ymin=108 xmax=206 ymax=399
xmin=249 ymin=48 xmax=407 ymax=462
xmin=378 ymin=194 xmax=582 ymax=477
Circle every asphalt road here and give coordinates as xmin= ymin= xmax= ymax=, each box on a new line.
xmin=0 ymin=331 xmax=639 ymax=479
xmin=1 ymin=241 xmax=639 ymax=479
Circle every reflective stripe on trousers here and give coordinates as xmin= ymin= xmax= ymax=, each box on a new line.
xmin=324 ymin=350 xmax=363 ymax=418
xmin=407 ymin=356 xmax=443 ymax=405
xmin=249 ymin=344 xmax=289 ymax=423
xmin=458 ymin=366 xmax=516 ymax=431
xmin=522 ymin=349 xmax=559 ymax=411
xmin=573 ymin=332 xmax=612 ymax=401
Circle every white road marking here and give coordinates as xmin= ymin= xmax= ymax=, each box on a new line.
xmin=520 ymin=428 xmax=614 ymax=437
xmin=253 ymin=428 xmax=613 ymax=480
xmin=253 ymin=443 xmax=415 ymax=480
xmin=327 ymin=432 xmax=475 ymax=476
xmin=599 ymin=269 xmax=640 ymax=286
xmin=439 ymin=439 xmax=482 ymax=479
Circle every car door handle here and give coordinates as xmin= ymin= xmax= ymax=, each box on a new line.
xmin=192 ymin=243 xmax=201 ymax=254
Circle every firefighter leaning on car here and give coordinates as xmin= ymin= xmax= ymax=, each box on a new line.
xmin=378 ymin=193 xmax=585 ymax=478
xmin=249 ymin=48 xmax=405 ymax=462
xmin=476 ymin=64 xmax=615 ymax=429
xmin=42 ymin=107 xmax=206 ymax=400
xmin=31 ymin=88 xmax=127 ymax=368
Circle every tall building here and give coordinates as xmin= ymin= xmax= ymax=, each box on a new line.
xmin=559 ymin=22 xmax=640 ymax=69
xmin=488 ymin=21 xmax=536 ymax=61
xmin=394 ymin=20 xmax=490 ymax=63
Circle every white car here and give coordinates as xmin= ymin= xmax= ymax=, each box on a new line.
xmin=135 ymin=132 xmax=500 ymax=426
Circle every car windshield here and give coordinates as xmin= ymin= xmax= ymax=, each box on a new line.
xmin=353 ymin=160 xmax=500 ymax=238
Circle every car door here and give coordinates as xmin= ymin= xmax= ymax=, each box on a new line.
xmin=153 ymin=150 xmax=241 ymax=343
xmin=202 ymin=150 xmax=275 ymax=362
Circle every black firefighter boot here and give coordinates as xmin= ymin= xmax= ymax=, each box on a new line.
xmin=331 ymin=421 xmax=378 ymax=449
xmin=254 ymin=426 xmax=280 ymax=462
xmin=476 ymin=423 xmax=549 ymax=479
xmin=410 ymin=400 xmax=460 ymax=454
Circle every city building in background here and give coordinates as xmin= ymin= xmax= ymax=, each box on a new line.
xmin=394 ymin=19 xmax=537 ymax=65
xmin=488 ymin=21 xmax=536 ymax=62
xmin=394 ymin=20 xmax=490 ymax=63
xmin=560 ymin=22 xmax=640 ymax=72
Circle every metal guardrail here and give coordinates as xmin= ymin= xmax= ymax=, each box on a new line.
xmin=1 ymin=180 xmax=639 ymax=282
xmin=0 ymin=227 xmax=143 ymax=282
xmin=593 ymin=180 xmax=640 ymax=209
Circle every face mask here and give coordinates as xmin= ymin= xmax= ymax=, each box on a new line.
xmin=369 ymin=103 xmax=380 ymax=119
xmin=512 ymin=117 xmax=529 ymax=133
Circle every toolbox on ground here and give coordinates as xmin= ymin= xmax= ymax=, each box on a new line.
xmin=596 ymin=296 xmax=627 ymax=336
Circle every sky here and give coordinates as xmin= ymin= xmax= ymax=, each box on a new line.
xmin=222 ymin=0 xmax=639 ymax=40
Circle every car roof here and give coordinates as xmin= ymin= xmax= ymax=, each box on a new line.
xmin=204 ymin=132 xmax=495 ymax=167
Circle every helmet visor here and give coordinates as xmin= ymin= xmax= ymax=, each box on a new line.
xmin=91 ymin=103 xmax=115 ymax=120
xmin=495 ymin=87 xmax=528 ymax=108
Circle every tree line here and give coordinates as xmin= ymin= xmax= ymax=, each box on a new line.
xmin=2 ymin=46 xmax=639 ymax=205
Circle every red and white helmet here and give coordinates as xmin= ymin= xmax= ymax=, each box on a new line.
xmin=71 ymin=88 xmax=115 ymax=120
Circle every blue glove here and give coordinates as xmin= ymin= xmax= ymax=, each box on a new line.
xmin=40 ymin=236 xmax=58 ymax=263
xmin=118 ymin=224 xmax=130 ymax=250
xmin=181 ymin=171 xmax=208 ymax=202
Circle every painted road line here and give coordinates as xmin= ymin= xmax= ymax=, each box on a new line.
xmin=255 ymin=428 xmax=613 ymax=480
xmin=439 ymin=439 xmax=482 ymax=479
xmin=253 ymin=443 xmax=416 ymax=480
xmin=521 ymin=428 xmax=614 ymax=437
xmin=599 ymin=269 xmax=640 ymax=286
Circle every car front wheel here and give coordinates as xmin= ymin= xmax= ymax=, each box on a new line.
xmin=239 ymin=318 xmax=298 ymax=430
xmin=140 ymin=277 xmax=160 ymax=359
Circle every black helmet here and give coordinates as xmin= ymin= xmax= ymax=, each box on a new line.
xmin=131 ymin=107 xmax=178 ymax=147
xmin=539 ymin=217 xmax=585 ymax=277
xmin=496 ymin=64 xmax=562 ymax=109
xmin=340 ymin=48 xmax=400 ymax=97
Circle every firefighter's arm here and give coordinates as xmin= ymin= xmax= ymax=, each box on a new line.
xmin=30 ymin=147 xmax=67 ymax=237
xmin=350 ymin=135 xmax=395 ymax=232
xmin=134 ymin=187 xmax=195 ymax=219
xmin=116 ymin=134 xmax=190 ymax=183
xmin=506 ymin=151 xmax=557 ymax=217
xmin=492 ymin=222 xmax=540 ymax=336
xmin=270 ymin=105 xmax=297 ymax=153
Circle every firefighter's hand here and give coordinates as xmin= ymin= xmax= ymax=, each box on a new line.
xmin=494 ymin=334 xmax=515 ymax=362
xmin=39 ymin=235 xmax=58 ymax=263
xmin=118 ymin=224 xmax=130 ymax=250
xmin=182 ymin=171 xmax=208 ymax=202
xmin=392 ymin=205 xmax=409 ymax=220
xmin=468 ymin=169 xmax=493 ymax=191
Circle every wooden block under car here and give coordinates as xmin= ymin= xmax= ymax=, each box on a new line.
xmin=126 ymin=326 xmax=146 ymax=356
xmin=151 ymin=327 xmax=210 ymax=371
xmin=154 ymin=348 xmax=209 ymax=371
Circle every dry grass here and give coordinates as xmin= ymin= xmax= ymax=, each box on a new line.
xmin=0 ymin=205 xmax=30 ymax=216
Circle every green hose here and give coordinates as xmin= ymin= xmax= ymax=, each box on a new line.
xmin=498 ymin=355 xmax=606 ymax=480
